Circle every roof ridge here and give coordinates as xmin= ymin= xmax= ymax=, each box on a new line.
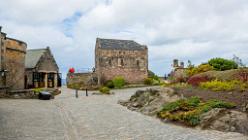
xmin=98 ymin=38 xmax=136 ymax=42
xmin=97 ymin=38 xmax=146 ymax=50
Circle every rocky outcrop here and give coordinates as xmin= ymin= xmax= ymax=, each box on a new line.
xmin=200 ymin=109 xmax=248 ymax=135
xmin=119 ymin=88 xmax=180 ymax=116
xmin=120 ymin=87 xmax=248 ymax=135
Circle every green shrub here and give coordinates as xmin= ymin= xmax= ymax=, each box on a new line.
xmin=112 ymin=76 xmax=125 ymax=88
xmin=144 ymin=78 xmax=153 ymax=85
xmin=157 ymin=97 xmax=236 ymax=126
xmin=208 ymin=58 xmax=238 ymax=71
xmin=204 ymin=99 xmax=236 ymax=109
xmin=99 ymin=86 xmax=110 ymax=94
xmin=105 ymin=80 xmax=114 ymax=88
xmin=148 ymin=70 xmax=156 ymax=78
xmin=33 ymin=88 xmax=43 ymax=93
xmin=67 ymin=82 xmax=84 ymax=90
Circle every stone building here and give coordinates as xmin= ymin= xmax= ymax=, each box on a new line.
xmin=0 ymin=27 xmax=27 ymax=90
xmin=25 ymin=47 xmax=61 ymax=89
xmin=95 ymin=38 xmax=148 ymax=84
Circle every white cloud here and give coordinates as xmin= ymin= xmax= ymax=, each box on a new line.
xmin=1 ymin=0 xmax=248 ymax=76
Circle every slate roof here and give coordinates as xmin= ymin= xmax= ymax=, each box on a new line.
xmin=25 ymin=48 xmax=47 ymax=68
xmin=97 ymin=38 xmax=146 ymax=50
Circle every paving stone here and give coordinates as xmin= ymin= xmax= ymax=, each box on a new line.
xmin=0 ymin=87 xmax=247 ymax=140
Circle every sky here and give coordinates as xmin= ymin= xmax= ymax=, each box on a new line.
xmin=1 ymin=0 xmax=248 ymax=77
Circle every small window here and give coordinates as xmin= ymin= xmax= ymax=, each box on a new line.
xmin=136 ymin=60 xmax=140 ymax=67
xmin=121 ymin=59 xmax=124 ymax=66
xmin=108 ymin=59 xmax=112 ymax=66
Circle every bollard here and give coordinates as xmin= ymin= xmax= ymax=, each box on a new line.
xmin=75 ymin=89 xmax=78 ymax=98
xmin=86 ymin=88 xmax=88 ymax=96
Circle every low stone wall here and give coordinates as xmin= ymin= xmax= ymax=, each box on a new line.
xmin=0 ymin=89 xmax=38 ymax=99
xmin=67 ymin=72 xmax=98 ymax=90
xmin=100 ymin=67 xmax=147 ymax=84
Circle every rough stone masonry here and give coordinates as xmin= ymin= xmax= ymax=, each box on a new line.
xmin=95 ymin=38 xmax=148 ymax=85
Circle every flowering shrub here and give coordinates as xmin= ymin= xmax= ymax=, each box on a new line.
xmin=200 ymin=80 xmax=237 ymax=91
xmin=187 ymin=64 xmax=214 ymax=77
xmin=69 ymin=67 xmax=75 ymax=73
xmin=187 ymin=75 xmax=210 ymax=86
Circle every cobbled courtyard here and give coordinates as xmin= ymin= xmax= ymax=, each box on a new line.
xmin=0 ymin=87 xmax=247 ymax=140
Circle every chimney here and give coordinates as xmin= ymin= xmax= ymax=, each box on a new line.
xmin=180 ymin=62 xmax=184 ymax=68
xmin=173 ymin=59 xmax=179 ymax=68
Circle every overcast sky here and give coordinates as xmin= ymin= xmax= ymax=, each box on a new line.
xmin=1 ymin=0 xmax=248 ymax=77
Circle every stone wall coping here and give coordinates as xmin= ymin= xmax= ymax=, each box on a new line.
xmin=6 ymin=37 xmax=27 ymax=46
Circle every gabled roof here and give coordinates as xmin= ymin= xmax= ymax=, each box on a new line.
xmin=97 ymin=38 xmax=147 ymax=50
xmin=25 ymin=48 xmax=47 ymax=69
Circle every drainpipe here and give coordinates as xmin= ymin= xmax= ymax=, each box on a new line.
xmin=0 ymin=26 xmax=2 ymax=71
xmin=0 ymin=26 xmax=7 ymax=88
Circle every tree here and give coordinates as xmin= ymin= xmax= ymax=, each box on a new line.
xmin=232 ymin=55 xmax=245 ymax=67
xmin=208 ymin=58 xmax=238 ymax=71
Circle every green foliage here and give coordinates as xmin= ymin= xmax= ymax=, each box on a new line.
xmin=208 ymin=58 xmax=238 ymax=71
xmin=148 ymin=70 xmax=156 ymax=78
xmin=99 ymin=86 xmax=110 ymax=94
xmin=112 ymin=76 xmax=125 ymax=88
xmin=157 ymin=97 xmax=235 ymax=126
xmin=33 ymin=88 xmax=43 ymax=93
xmin=204 ymin=99 xmax=236 ymax=109
xmin=105 ymin=80 xmax=114 ymax=89
xmin=144 ymin=78 xmax=153 ymax=85
xmin=67 ymin=82 xmax=84 ymax=90
xmin=187 ymin=64 xmax=214 ymax=76
xmin=147 ymin=70 xmax=161 ymax=85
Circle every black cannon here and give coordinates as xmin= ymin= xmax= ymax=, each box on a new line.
xmin=38 ymin=91 xmax=52 ymax=100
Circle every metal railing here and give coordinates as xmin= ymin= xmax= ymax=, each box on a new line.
xmin=75 ymin=68 xmax=95 ymax=73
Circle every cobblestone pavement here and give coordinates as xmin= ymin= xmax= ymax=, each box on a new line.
xmin=0 ymin=87 xmax=247 ymax=140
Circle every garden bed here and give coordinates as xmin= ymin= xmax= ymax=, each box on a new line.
xmin=119 ymin=87 xmax=248 ymax=135
xmin=174 ymin=87 xmax=248 ymax=112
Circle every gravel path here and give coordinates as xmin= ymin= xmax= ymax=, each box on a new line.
xmin=0 ymin=86 xmax=247 ymax=140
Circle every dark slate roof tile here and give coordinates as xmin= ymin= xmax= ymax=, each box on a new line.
xmin=97 ymin=38 xmax=146 ymax=50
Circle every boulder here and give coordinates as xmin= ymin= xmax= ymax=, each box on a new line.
xmin=119 ymin=87 xmax=180 ymax=116
xmin=200 ymin=109 xmax=248 ymax=135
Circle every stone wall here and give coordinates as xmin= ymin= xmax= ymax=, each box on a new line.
xmin=25 ymin=69 xmax=33 ymax=88
xmin=95 ymin=48 xmax=148 ymax=84
xmin=5 ymin=38 xmax=27 ymax=90
xmin=67 ymin=72 xmax=98 ymax=90
xmin=0 ymin=32 xmax=6 ymax=87
xmin=0 ymin=89 xmax=37 ymax=99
